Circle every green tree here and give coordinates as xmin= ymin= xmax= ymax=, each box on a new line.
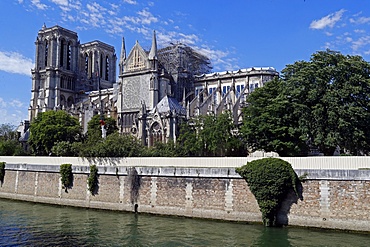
xmin=86 ymin=114 xmax=118 ymax=142
xmin=176 ymin=119 xmax=202 ymax=156
xmin=236 ymin=158 xmax=299 ymax=226
xmin=0 ymin=124 xmax=17 ymax=140
xmin=29 ymin=111 xmax=81 ymax=155
xmin=51 ymin=141 xmax=82 ymax=157
xmin=241 ymin=50 xmax=370 ymax=156
xmin=145 ymin=140 xmax=178 ymax=157
xmin=177 ymin=112 xmax=246 ymax=156
xmin=0 ymin=124 xmax=28 ymax=156
xmin=80 ymin=132 xmax=144 ymax=157
xmin=241 ymin=78 xmax=307 ymax=156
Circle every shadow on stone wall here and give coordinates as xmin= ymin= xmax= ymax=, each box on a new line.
xmin=90 ymin=175 xmax=100 ymax=196
xmin=128 ymin=167 xmax=141 ymax=206
xmin=64 ymin=174 xmax=74 ymax=193
xmin=276 ymin=180 xmax=304 ymax=226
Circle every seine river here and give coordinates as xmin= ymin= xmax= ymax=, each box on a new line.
xmin=0 ymin=199 xmax=369 ymax=247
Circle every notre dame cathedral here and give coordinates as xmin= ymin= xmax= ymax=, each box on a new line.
xmin=28 ymin=24 xmax=278 ymax=146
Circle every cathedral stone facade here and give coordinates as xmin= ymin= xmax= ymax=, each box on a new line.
xmin=29 ymin=25 xmax=278 ymax=146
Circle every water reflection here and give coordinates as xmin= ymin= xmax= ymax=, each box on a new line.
xmin=0 ymin=199 xmax=369 ymax=246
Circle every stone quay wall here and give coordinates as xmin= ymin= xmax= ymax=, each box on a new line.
xmin=0 ymin=156 xmax=369 ymax=232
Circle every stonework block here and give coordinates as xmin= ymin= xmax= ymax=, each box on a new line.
xmin=290 ymin=181 xmax=321 ymax=217
xmin=156 ymin=177 xmax=186 ymax=208
xmin=232 ymin=179 xmax=259 ymax=213
xmin=17 ymin=171 xmax=36 ymax=195
xmin=192 ymin=178 xmax=226 ymax=211
xmin=61 ymin=174 xmax=87 ymax=201
xmin=90 ymin=175 xmax=120 ymax=203
xmin=0 ymin=170 xmax=16 ymax=193
xmin=36 ymin=173 xmax=59 ymax=198
xmin=329 ymin=181 xmax=370 ymax=220
xmin=137 ymin=177 xmax=151 ymax=205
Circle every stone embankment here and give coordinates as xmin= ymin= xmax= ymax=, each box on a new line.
xmin=0 ymin=156 xmax=369 ymax=232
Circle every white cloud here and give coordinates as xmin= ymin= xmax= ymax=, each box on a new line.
xmin=123 ymin=0 xmax=137 ymax=5
xmin=31 ymin=0 xmax=48 ymax=10
xmin=354 ymin=29 xmax=365 ymax=34
xmin=351 ymin=36 xmax=370 ymax=51
xmin=350 ymin=16 xmax=370 ymax=24
xmin=310 ymin=9 xmax=346 ymax=30
xmin=0 ymin=98 xmax=28 ymax=126
xmin=137 ymin=9 xmax=158 ymax=25
xmin=50 ymin=0 xmax=68 ymax=6
xmin=9 ymin=99 xmax=24 ymax=108
xmin=0 ymin=98 xmax=6 ymax=108
xmin=345 ymin=37 xmax=353 ymax=43
xmin=0 ymin=51 xmax=34 ymax=76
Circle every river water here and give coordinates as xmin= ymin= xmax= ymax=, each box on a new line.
xmin=0 ymin=199 xmax=369 ymax=247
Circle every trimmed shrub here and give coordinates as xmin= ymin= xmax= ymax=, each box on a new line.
xmin=60 ymin=163 xmax=73 ymax=192
xmin=87 ymin=165 xmax=99 ymax=195
xmin=235 ymin=158 xmax=299 ymax=226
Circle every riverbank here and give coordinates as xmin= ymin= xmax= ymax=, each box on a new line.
xmin=0 ymin=156 xmax=369 ymax=232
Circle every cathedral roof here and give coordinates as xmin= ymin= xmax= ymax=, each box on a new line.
xmin=150 ymin=96 xmax=186 ymax=116
xmin=19 ymin=129 xmax=30 ymax=142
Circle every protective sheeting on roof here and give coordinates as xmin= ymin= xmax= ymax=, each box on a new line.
xmin=194 ymin=67 xmax=277 ymax=78
xmin=150 ymin=96 xmax=186 ymax=116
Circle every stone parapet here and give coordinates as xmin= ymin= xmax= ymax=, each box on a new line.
xmin=0 ymin=159 xmax=370 ymax=232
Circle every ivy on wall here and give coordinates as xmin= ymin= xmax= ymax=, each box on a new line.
xmin=236 ymin=158 xmax=300 ymax=226
xmin=87 ymin=165 xmax=99 ymax=195
xmin=0 ymin=162 xmax=5 ymax=185
xmin=60 ymin=163 xmax=73 ymax=192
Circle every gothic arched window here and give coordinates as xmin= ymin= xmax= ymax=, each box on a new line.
xmin=60 ymin=39 xmax=64 ymax=67
xmin=85 ymin=53 xmax=89 ymax=76
xmin=150 ymin=122 xmax=162 ymax=146
xmin=44 ymin=40 xmax=49 ymax=67
xmin=67 ymin=96 xmax=74 ymax=107
xmin=67 ymin=42 xmax=72 ymax=70
xmin=105 ymin=55 xmax=109 ymax=80
xmin=60 ymin=95 xmax=66 ymax=107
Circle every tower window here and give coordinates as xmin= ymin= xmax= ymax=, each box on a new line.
xmin=85 ymin=54 xmax=89 ymax=76
xmin=60 ymin=39 xmax=64 ymax=67
xmin=105 ymin=55 xmax=109 ymax=80
xmin=67 ymin=42 xmax=71 ymax=70
xmin=45 ymin=40 xmax=49 ymax=67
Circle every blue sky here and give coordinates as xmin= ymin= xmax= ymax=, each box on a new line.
xmin=1 ymin=0 xmax=370 ymax=126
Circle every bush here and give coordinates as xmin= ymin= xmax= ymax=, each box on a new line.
xmin=0 ymin=140 xmax=28 ymax=156
xmin=87 ymin=165 xmax=98 ymax=195
xmin=51 ymin=141 xmax=81 ymax=156
xmin=235 ymin=158 xmax=299 ymax=226
xmin=80 ymin=133 xmax=144 ymax=157
xmin=60 ymin=163 xmax=73 ymax=191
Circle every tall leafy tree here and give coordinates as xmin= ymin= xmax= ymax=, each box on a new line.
xmin=0 ymin=123 xmax=27 ymax=156
xmin=177 ymin=112 xmax=246 ymax=156
xmin=86 ymin=114 xmax=118 ymax=142
xmin=241 ymin=50 xmax=370 ymax=156
xmin=241 ymin=78 xmax=307 ymax=156
xmin=29 ymin=111 xmax=81 ymax=155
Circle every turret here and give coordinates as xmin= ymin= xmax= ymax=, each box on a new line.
xmin=119 ymin=37 xmax=126 ymax=75
xmin=148 ymin=30 xmax=158 ymax=70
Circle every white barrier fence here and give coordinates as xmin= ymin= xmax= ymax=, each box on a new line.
xmin=0 ymin=156 xmax=369 ymax=170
